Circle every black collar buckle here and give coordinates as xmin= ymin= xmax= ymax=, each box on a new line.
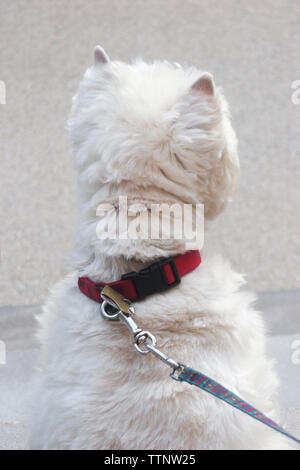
xmin=121 ymin=257 xmax=181 ymax=301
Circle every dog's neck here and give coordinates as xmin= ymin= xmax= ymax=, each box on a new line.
xmin=76 ymin=253 xmax=149 ymax=282
xmin=73 ymin=183 xmax=198 ymax=282
xmin=75 ymin=243 xmax=189 ymax=284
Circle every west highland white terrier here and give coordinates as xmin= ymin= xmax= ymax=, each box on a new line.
xmin=29 ymin=47 xmax=290 ymax=450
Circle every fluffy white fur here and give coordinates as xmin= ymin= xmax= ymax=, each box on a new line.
xmin=29 ymin=48 xmax=290 ymax=450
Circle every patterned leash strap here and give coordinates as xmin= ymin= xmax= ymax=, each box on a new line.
xmin=176 ymin=364 xmax=300 ymax=445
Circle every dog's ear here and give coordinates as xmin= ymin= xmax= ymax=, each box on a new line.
xmin=94 ymin=46 xmax=110 ymax=66
xmin=191 ymin=73 xmax=215 ymax=96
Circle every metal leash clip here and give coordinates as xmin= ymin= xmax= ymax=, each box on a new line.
xmin=99 ymin=288 xmax=300 ymax=445
xmin=100 ymin=285 xmax=183 ymax=378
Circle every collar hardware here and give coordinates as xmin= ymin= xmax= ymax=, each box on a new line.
xmin=78 ymin=250 xmax=201 ymax=305
xmin=121 ymin=256 xmax=181 ymax=301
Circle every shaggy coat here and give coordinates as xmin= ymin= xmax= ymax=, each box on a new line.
xmin=29 ymin=47 xmax=290 ymax=450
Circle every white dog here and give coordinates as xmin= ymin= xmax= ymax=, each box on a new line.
xmin=29 ymin=47 xmax=290 ymax=450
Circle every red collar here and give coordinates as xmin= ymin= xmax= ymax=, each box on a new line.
xmin=78 ymin=250 xmax=201 ymax=304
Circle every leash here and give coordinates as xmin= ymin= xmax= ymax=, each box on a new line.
xmin=97 ymin=285 xmax=300 ymax=445
xmin=177 ymin=366 xmax=300 ymax=445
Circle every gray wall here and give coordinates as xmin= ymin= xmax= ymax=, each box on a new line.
xmin=0 ymin=0 xmax=299 ymax=306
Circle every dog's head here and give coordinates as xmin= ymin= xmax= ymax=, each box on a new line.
xmin=69 ymin=47 xmax=239 ymax=263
